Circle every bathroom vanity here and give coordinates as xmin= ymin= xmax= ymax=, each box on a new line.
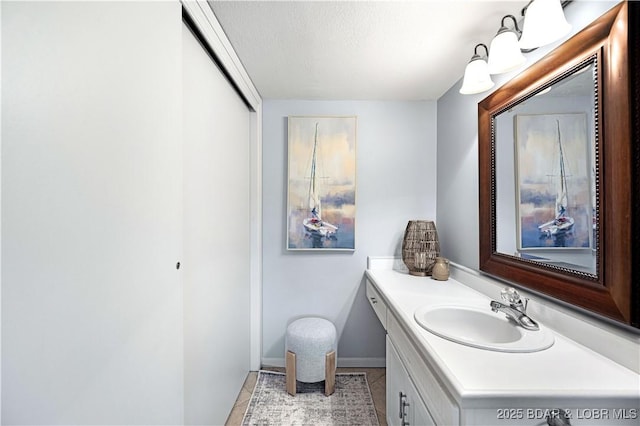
xmin=366 ymin=265 xmax=639 ymax=426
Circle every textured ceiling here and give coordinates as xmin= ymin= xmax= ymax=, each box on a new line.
xmin=208 ymin=0 xmax=530 ymax=101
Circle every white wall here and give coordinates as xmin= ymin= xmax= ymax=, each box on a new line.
xmin=2 ymin=2 xmax=183 ymax=423
xmin=262 ymin=100 xmax=437 ymax=365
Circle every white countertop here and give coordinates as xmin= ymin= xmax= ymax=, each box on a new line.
xmin=366 ymin=269 xmax=640 ymax=408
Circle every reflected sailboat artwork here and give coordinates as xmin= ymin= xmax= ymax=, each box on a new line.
xmin=515 ymin=113 xmax=591 ymax=250
xmin=537 ymin=120 xmax=575 ymax=240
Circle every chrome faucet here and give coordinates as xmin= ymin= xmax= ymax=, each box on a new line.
xmin=490 ymin=287 xmax=539 ymax=331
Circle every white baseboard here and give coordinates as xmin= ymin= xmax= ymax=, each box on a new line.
xmin=262 ymin=357 xmax=386 ymax=369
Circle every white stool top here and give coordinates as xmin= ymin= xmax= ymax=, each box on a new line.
xmin=285 ymin=317 xmax=337 ymax=383
xmin=287 ymin=317 xmax=336 ymax=341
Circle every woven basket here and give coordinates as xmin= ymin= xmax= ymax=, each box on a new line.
xmin=401 ymin=220 xmax=440 ymax=276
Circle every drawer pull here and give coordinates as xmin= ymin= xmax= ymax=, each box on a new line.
xmin=401 ymin=395 xmax=411 ymax=426
xmin=399 ymin=392 xmax=406 ymax=418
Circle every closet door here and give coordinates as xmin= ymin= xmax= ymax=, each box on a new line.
xmin=1 ymin=2 xmax=183 ymax=424
xmin=182 ymin=22 xmax=252 ymax=425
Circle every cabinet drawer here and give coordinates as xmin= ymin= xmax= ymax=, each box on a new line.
xmin=388 ymin=313 xmax=459 ymax=425
xmin=366 ymin=279 xmax=387 ymax=330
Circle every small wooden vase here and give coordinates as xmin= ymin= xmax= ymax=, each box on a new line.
xmin=431 ymin=257 xmax=450 ymax=281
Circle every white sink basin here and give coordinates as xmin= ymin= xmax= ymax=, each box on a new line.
xmin=414 ymin=305 xmax=554 ymax=352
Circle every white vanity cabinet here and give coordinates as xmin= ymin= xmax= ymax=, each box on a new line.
xmin=365 ymin=271 xmax=640 ymax=426
xmin=367 ymin=278 xmax=457 ymax=425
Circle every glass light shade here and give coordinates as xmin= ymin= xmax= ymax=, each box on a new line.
xmin=459 ymin=58 xmax=495 ymax=95
xmin=519 ymin=0 xmax=571 ymax=49
xmin=488 ymin=30 xmax=526 ymax=74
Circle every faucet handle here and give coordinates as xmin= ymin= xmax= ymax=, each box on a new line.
xmin=501 ymin=287 xmax=522 ymax=304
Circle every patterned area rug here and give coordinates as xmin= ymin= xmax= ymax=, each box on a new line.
xmin=242 ymin=370 xmax=379 ymax=425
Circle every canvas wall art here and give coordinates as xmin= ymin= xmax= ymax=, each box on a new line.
xmin=515 ymin=113 xmax=593 ymax=250
xmin=287 ymin=116 xmax=357 ymax=250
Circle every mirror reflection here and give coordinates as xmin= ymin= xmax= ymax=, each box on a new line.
xmin=493 ymin=59 xmax=597 ymax=275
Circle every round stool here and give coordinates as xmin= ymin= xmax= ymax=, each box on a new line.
xmin=285 ymin=317 xmax=337 ymax=396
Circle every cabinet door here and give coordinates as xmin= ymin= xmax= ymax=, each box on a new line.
xmin=387 ymin=337 xmax=436 ymax=426
xmin=410 ymin=387 xmax=436 ymax=426
xmin=387 ymin=337 xmax=407 ymax=426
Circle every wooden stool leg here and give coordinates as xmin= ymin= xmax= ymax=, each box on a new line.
xmin=325 ymin=350 xmax=336 ymax=396
xmin=286 ymin=350 xmax=297 ymax=396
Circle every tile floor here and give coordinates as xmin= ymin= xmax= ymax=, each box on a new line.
xmin=225 ymin=367 xmax=387 ymax=426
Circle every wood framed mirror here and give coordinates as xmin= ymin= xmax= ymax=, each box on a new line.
xmin=478 ymin=1 xmax=639 ymax=329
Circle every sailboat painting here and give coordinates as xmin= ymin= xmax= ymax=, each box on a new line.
xmin=287 ymin=116 xmax=356 ymax=250
xmin=515 ymin=113 xmax=592 ymax=250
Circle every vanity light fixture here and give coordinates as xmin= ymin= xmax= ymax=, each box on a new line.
xmin=459 ymin=0 xmax=571 ymax=95
xmin=459 ymin=43 xmax=494 ymax=95
xmin=487 ymin=15 xmax=526 ymax=75
xmin=519 ymin=0 xmax=571 ymax=49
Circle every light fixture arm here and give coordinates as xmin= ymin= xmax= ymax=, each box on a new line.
xmin=498 ymin=15 xmax=521 ymax=37
xmin=473 ymin=43 xmax=489 ymax=60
